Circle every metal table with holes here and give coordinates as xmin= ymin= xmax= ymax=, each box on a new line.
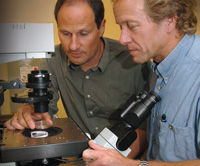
xmin=0 ymin=118 xmax=89 ymax=164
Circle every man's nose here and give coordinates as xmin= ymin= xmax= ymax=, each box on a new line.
xmin=69 ymin=36 xmax=80 ymax=50
xmin=119 ymin=29 xmax=131 ymax=46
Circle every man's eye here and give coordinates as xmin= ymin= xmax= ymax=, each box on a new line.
xmin=128 ymin=24 xmax=137 ymax=30
xmin=80 ymin=32 xmax=88 ymax=36
xmin=63 ymin=32 xmax=70 ymax=36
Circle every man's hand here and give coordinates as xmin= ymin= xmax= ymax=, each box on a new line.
xmin=82 ymin=140 xmax=140 ymax=166
xmin=4 ymin=104 xmax=53 ymax=130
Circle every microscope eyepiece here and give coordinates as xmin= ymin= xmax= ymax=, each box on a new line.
xmin=123 ymin=91 xmax=161 ymax=129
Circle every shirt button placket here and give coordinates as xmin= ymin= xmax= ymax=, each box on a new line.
xmin=85 ymin=75 xmax=91 ymax=99
xmin=157 ymin=86 xmax=162 ymax=90
xmin=169 ymin=124 xmax=173 ymax=130
xmin=84 ymin=73 xmax=92 ymax=114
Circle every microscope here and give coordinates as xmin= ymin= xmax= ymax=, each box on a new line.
xmin=0 ymin=23 xmax=89 ymax=166
xmin=0 ymin=70 xmax=52 ymax=114
xmin=94 ymin=90 xmax=161 ymax=156
xmin=0 ymin=23 xmax=54 ymax=114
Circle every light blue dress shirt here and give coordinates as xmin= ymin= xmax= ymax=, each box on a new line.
xmin=147 ymin=34 xmax=200 ymax=161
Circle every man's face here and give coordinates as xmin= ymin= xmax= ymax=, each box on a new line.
xmin=57 ymin=2 xmax=105 ymax=70
xmin=113 ymin=0 xmax=169 ymax=63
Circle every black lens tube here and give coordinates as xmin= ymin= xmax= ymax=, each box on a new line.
xmin=123 ymin=91 xmax=161 ymax=129
xmin=11 ymin=70 xmax=53 ymax=113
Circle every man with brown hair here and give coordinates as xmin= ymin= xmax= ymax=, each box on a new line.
xmin=83 ymin=0 xmax=200 ymax=165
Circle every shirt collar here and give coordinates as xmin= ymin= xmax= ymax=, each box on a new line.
xmin=97 ymin=37 xmax=110 ymax=73
xmin=151 ymin=34 xmax=194 ymax=84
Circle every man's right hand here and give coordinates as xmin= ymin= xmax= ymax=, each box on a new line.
xmin=4 ymin=104 xmax=53 ymax=130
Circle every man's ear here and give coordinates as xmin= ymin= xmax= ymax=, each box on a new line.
xmin=99 ymin=19 xmax=106 ymax=37
xmin=165 ymin=14 xmax=177 ymax=33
